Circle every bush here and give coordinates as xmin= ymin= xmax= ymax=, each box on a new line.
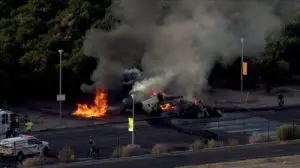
xmin=248 ymin=132 xmax=270 ymax=144
xmin=111 ymin=144 xmax=141 ymax=158
xmin=276 ymin=124 xmax=300 ymax=141
xmin=228 ymin=139 xmax=239 ymax=146
xmin=112 ymin=146 xmax=123 ymax=158
xmin=58 ymin=147 xmax=75 ymax=163
xmin=122 ymin=144 xmax=141 ymax=157
xmin=20 ymin=157 xmax=43 ymax=168
xmin=207 ymin=140 xmax=223 ymax=148
xmin=189 ymin=140 xmax=204 ymax=152
xmin=152 ymin=143 xmax=173 ymax=155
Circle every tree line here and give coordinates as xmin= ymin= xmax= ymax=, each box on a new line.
xmin=0 ymin=0 xmax=299 ymax=103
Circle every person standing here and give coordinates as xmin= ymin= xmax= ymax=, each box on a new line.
xmin=24 ymin=120 xmax=33 ymax=133
xmin=278 ymin=93 xmax=284 ymax=108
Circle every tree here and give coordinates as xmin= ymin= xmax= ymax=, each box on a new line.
xmin=0 ymin=0 xmax=115 ymax=102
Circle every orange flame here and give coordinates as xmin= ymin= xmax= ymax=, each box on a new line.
xmin=160 ymin=103 xmax=176 ymax=111
xmin=72 ymin=89 xmax=108 ymax=118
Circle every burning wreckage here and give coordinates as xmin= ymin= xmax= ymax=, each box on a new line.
xmin=120 ymin=68 xmax=222 ymax=119
xmin=72 ymin=88 xmax=222 ymax=120
xmin=121 ymin=91 xmax=223 ymax=119
xmin=72 ymin=68 xmax=222 ymax=120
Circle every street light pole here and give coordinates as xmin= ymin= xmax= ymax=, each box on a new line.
xmin=131 ymin=94 xmax=135 ymax=145
xmin=240 ymin=38 xmax=245 ymax=103
xmin=58 ymin=49 xmax=63 ymax=124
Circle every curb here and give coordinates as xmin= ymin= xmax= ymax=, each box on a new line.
xmin=220 ymin=105 xmax=300 ymax=112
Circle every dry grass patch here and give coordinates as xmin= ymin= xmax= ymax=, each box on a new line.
xmin=122 ymin=144 xmax=141 ymax=157
xmin=207 ymin=140 xmax=223 ymax=148
xmin=19 ymin=156 xmax=57 ymax=168
xmin=152 ymin=143 xmax=174 ymax=155
xmin=58 ymin=147 xmax=75 ymax=163
xmin=19 ymin=157 xmax=44 ymax=168
xmin=112 ymin=146 xmax=123 ymax=158
xmin=248 ymin=132 xmax=270 ymax=144
xmin=112 ymin=144 xmax=141 ymax=157
xmin=189 ymin=140 xmax=204 ymax=152
xmin=228 ymin=139 xmax=239 ymax=146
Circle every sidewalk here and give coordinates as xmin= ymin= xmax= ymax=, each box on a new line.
xmin=206 ymin=86 xmax=300 ymax=112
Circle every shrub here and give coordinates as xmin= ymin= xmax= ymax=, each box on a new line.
xmin=58 ymin=147 xmax=75 ymax=163
xmin=111 ymin=146 xmax=123 ymax=158
xmin=228 ymin=139 xmax=239 ymax=146
xmin=276 ymin=124 xmax=300 ymax=141
xmin=248 ymin=132 xmax=270 ymax=144
xmin=20 ymin=157 xmax=44 ymax=168
xmin=207 ymin=140 xmax=223 ymax=148
xmin=152 ymin=143 xmax=173 ymax=155
xmin=189 ymin=140 xmax=205 ymax=151
xmin=112 ymin=144 xmax=141 ymax=158
xmin=122 ymin=144 xmax=141 ymax=157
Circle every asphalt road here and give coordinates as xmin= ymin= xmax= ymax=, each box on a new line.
xmin=30 ymin=108 xmax=300 ymax=157
xmin=1 ymin=108 xmax=300 ymax=167
xmin=45 ymin=140 xmax=300 ymax=168
xmin=33 ymin=122 xmax=206 ymax=157
xmin=23 ymin=108 xmax=299 ymax=158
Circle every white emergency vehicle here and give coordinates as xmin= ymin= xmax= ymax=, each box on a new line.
xmin=0 ymin=135 xmax=49 ymax=161
xmin=0 ymin=109 xmax=20 ymax=134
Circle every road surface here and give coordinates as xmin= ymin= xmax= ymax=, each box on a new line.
xmin=31 ymin=108 xmax=300 ymax=158
xmin=44 ymin=140 xmax=300 ymax=168
xmin=1 ymin=108 xmax=300 ymax=167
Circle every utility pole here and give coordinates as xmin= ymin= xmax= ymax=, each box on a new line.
xmin=131 ymin=94 xmax=135 ymax=145
xmin=240 ymin=38 xmax=245 ymax=103
xmin=57 ymin=49 xmax=65 ymax=124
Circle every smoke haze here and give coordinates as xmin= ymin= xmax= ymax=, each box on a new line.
xmin=82 ymin=0 xmax=299 ymax=100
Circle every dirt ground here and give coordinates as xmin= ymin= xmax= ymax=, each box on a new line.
xmin=178 ymin=155 xmax=300 ymax=168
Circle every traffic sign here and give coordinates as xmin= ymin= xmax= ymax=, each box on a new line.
xmin=128 ymin=117 xmax=134 ymax=132
xmin=242 ymin=62 xmax=248 ymax=75
xmin=56 ymin=94 xmax=66 ymax=101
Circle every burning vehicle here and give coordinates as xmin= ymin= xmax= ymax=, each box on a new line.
xmin=121 ymin=91 xmax=223 ymax=119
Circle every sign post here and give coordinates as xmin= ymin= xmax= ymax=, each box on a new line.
xmin=242 ymin=62 xmax=248 ymax=76
xmin=240 ymin=38 xmax=245 ymax=103
xmin=56 ymin=94 xmax=66 ymax=124
xmin=128 ymin=117 xmax=134 ymax=144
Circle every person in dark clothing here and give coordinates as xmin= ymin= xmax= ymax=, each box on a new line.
xmin=278 ymin=93 xmax=284 ymax=107
xmin=9 ymin=118 xmax=20 ymax=137
xmin=88 ymin=136 xmax=98 ymax=157
xmin=89 ymin=136 xmax=95 ymax=146
xmin=5 ymin=129 xmax=12 ymax=138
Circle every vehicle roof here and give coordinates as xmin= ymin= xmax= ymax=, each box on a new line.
xmin=1 ymin=135 xmax=35 ymax=143
xmin=0 ymin=109 xmax=15 ymax=115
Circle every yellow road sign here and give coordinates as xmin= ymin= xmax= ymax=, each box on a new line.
xmin=128 ymin=117 xmax=134 ymax=132
xmin=242 ymin=62 xmax=248 ymax=75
